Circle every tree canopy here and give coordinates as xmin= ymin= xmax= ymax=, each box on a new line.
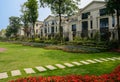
xmin=21 ymin=2 xmax=30 ymax=38
xmin=105 ymin=0 xmax=120 ymax=47
xmin=5 ymin=16 xmax=21 ymax=38
xmin=40 ymin=0 xmax=80 ymax=41
xmin=25 ymin=0 xmax=39 ymax=40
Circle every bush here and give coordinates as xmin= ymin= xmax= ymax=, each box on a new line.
xmin=93 ymin=31 xmax=100 ymax=42
xmin=63 ymin=45 xmax=101 ymax=53
xmin=44 ymin=40 xmax=59 ymax=44
xmin=107 ymin=40 xmax=119 ymax=49
xmin=22 ymin=42 xmax=48 ymax=48
xmin=9 ymin=65 xmax=120 ymax=82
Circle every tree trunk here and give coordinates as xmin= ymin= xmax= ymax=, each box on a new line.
xmin=58 ymin=0 xmax=62 ymax=42
xmin=117 ymin=9 xmax=120 ymax=48
xmin=32 ymin=23 xmax=35 ymax=41
xmin=24 ymin=27 xmax=28 ymax=39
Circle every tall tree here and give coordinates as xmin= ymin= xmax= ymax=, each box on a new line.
xmin=5 ymin=25 xmax=12 ymax=38
xmin=105 ymin=0 xmax=120 ymax=47
xmin=25 ymin=0 xmax=39 ymax=41
xmin=6 ymin=16 xmax=21 ymax=38
xmin=40 ymin=0 xmax=80 ymax=40
xmin=21 ymin=2 xmax=30 ymax=38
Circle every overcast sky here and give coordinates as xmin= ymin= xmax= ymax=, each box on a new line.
xmin=0 ymin=0 xmax=104 ymax=30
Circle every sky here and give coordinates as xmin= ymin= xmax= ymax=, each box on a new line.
xmin=0 ymin=0 xmax=104 ymax=30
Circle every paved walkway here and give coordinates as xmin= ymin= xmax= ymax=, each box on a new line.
xmin=0 ymin=57 xmax=120 ymax=80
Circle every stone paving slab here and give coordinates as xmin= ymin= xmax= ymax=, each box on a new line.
xmin=11 ymin=70 xmax=21 ymax=76
xmin=117 ymin=57 xmax=120 ymax=60
xmin=24 ymin=68 xmax=35 ymax=74
xmin=93 ymin=59 xmax=103 ymax=62
xmin=80 ymin=61 xmax=90 ymax=64
xmin=86 ymin=60 xmax=97 ymax=63
xmin=55 ymin=64 xmax=66 ymax=69
xmin=36 ymin=66 xmax=47 ymax=72
xmin=112 ymin=57 xmax=120 ymax=60
xmin=0 ymin=72 xmax=8 ymax=79
xmin=99 ymin=58 xmax=109 ymax=61
xmin=112 ymin=57 xmax=117 ymax=59
xmin=46 ymin=65 xmax=57 ymax=70
xmin=107 ymin=58 xmax=115 ymax=61
xmin=116 ymin=57 xmax=120 ymax=60
xmin=72 ymin=62 xmax=82 ymax=66
xmin=64 ymin=63 xmax=74 ymax=67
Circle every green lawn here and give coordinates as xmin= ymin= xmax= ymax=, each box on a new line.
xmin=0 ymin=42 xmax=120 ymax=82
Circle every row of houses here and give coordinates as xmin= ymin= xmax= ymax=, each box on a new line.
xmin=18 ymin=1 xmax=119 ymax=41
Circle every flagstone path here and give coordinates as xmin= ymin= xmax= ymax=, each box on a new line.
xmin=0 ymin=57 xmax=120 ymax=80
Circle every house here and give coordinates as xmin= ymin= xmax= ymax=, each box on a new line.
xmin=75 ymin=0 xmax=118 ymax=41
xmin=34 ymin=21 xmax=43 ymax=37
xmin=18 ymin=21 xmax=43 ymax=38
xmin=0 ymin=29 xmax=6 ymax=38
xmin=40 ymin=15 xmax=68 ymax=39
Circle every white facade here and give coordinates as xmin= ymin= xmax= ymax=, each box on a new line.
xmin=40 ymin=1 xmax=118 ymax=41
xmin=19 ymin=21 xmax=43 ymax=37
xmin=0 ymin=29 xmax=6 ymax=38
xmin=18 ymin=27 xmax=24 ymax=36
xmin=40 ymin=15 xmax=68 ymax=39
xmin=34 ymin=21 xmax=43 ymax=36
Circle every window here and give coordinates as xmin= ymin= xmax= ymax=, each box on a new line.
xmin=82 ymin=12 xmax=90 ymax=19
xmin=72 ymin=24 xmax=76 ymax=31
xmin=41 ymin=29 xmax=43 ymax=36
xmin=52 ymin=20 xmax=54 ymax=25
xmin=91 ymin=20 xmax=93 ymax=29
xmin=36 ymin=29 xmax=38 ymax=33
xmin=60 ymin=26 xmax=63 ymax=33
xmin=82 ymin=21 xmax=88 ymax=37
xmin=100 ymin=18 xmax=109 ymax=28
xmin=56 ymin=27 xmax=57 ymax=32
xmin=99 ymin=8 xmax=107 ymax=16
xmin=44 ymin=28 xmax=47 ymax=33
xmin=91 ymin=33 xmax=93 ymax=38
xmin=36 ymin=24 xmax=38 ymax=27
xmin=112 ymin=32 xmax=115 ymax=39
xmin=112 ymin=16 xmax=115 ymax=27
xmin=82 ymin=21 xmax=88 ymax=29
xmin=48 ymin=27 xmax=49 ymax=33
xmin=45 ymin=22 xmax=47 ymax=26
xmin=51 ymin=27 xmax=54 ymax=33
xmin=100 ymin=18 xmax=109 ymax=41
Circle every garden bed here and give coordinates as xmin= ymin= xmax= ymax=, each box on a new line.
xmin=20 ymin=42 xmax=106 ymax=53
xmin=44 ymin=45 xmax=106 ymax=53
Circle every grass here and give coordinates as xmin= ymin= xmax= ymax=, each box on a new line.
xmin=0 ymin=42 xmax=120 ymax=82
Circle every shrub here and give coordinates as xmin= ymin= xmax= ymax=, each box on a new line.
xmin=107 ymin=40 xmax=119 ymax=49
xmin=9 ymin=65 xmax=120 ymax=82
xmin=22 ymin=42 xmax=47 ymax=48
xmin=93 ymin=31 xmax=100 ymax=42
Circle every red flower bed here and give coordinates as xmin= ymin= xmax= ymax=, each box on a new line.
xmin=9 ymin=65 xmax=120 ymax=82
